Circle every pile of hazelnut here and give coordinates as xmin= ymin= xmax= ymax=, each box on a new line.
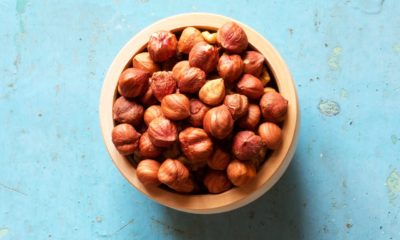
xmin=111 ymin=22 xmax=288 ymax=194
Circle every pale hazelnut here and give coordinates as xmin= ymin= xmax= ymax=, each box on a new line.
xmin=203 ymin=105 xmax=234 ymax=139
xmin=150 ymin=71 xmax=177 ymax=102
xmin=188 ymin=99 xmax=209 ymax=127
xmin=237 ymin=74 xmax=264 ymax=100
xmin=148 ymin=117 xmax=177 ymax=147
xmin=118 ymin=68 xmax=150 ymax=98
xmin=242 ymin=51 xmax=265 ymax=77
xmin=172 ymin=61 xmax=190 ymax=80
xmin=189 ymin=42 xmax=219 ymax=73
xmin=232 ymin=131 xmax=264 ymax=161
xmin=177 ymin=27 xmax=205 ymax=54
xmin=112 ymin=124 xmax=141 ymax=155
xmin=203 ymin=170 xmax=232 ymax=194
xmin=179 ymin=127 xmax=213 ymax=167
xmin=139 ymin=132 xmax=163 ymax=158
xmin=176 ymin=67 xmax=206 ymax=94
xmin=201 ymin=31 xmax=217 ymax=44
xmin=132 ymin=52 xmax=160 ymax=74
xmin=158 ymin=159 xmax=194 ymax=193
xmin=264 ymin=87 xmax=276 ymax=94
xmin=237 ymin=104 xmax=261 ymax=130
xmin=161 ymin=93 xmax=190 ymax=120
xmin=113 ymin=96 xmax=144 ymax=126
xmin=147 ymin=31 xmax=177 ymax=62
xmin=259 ymin=92 xmax=288 ymax=122
xmin=136 ymin=159 xmax=161 ymax=186
xmin=217 ymin=53 xmax=244 ymax=84
xmin=217 ymin=21 xmax=248 ymax=53
xmin=260 ymin=68 xmax=271 ymax=86
xmin=199 ymin=78 xmax=225 ymax=106
xmin=143 ymin=105 xmax=163 ymax=126
xmin=223 ymin=94 xmax=249 ymax=120
xmin=227 ymin=160 xmax=256 ymax=186
xmin=207 ymin=147 xmax=231 ymax=170
xmin=258 ymin=122 xmax=282 ymax=150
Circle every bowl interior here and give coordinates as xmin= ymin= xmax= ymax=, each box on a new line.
xmin=100 ymin=13 xmax=299 ymax=214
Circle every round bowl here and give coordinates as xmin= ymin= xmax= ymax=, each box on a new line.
xmin=99 ymin=13 xmax=299 ymax=214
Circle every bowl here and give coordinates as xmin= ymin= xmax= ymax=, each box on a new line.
xmin=99 ymin=13 xmax=299 ymax=214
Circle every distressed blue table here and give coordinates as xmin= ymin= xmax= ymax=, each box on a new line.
xmin=1 ymin=0 xmax=399 ymax=239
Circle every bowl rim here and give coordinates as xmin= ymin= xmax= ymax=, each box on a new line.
xmin=99 ymin=12 xmax=300 ymax=214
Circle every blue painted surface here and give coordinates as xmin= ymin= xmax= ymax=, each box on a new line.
xmin=1 ymin=0 xmax=399 ymax=239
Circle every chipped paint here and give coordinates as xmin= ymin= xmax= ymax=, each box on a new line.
xmin=393 ymin=43 xmax=400 ymax=53
xmin=340 ymin=88 xmax=348 ymax=98
xmin=0 ymin=228 xmax=9 ymax=238
xmin=387 ymin=169 xmax=400 ymax=203
xmin=318 ymin=100 xmax=340 ymax=116
xmin=328 ymin=47 xmax=342 ymax=70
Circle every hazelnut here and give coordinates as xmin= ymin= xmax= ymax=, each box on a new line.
xmin=148 ymin=117 xmax=177 ymax=147
xmin=179 ymin=127 xmax=213 ymax=167
xmin=203 ymin=170 xmax=232 ymax=194
xmin=158 ymin=159 xmax=194 ymax=193
xmin=250 ymin=147 xmax=267 ymax=169
xmin=188 ymin=99 xmax=209 ymax=127
xmin=216 ymin=21 xmax=248 ymax=53
xmin=203 ymin=105 xmax=234 ymax=139
xmin=176 ymin=67 xmax=206 ymax=94
xmin=150 ymin=71 xmax=177 ymax=102
xmin=140 ymin=86 xmax=158 ymax=106
xmin=139 ymin=132 xmax=163 ymax=158
xmin=207 ymin=147 xmax=231 ymax=170
xmin=264 ymin=87 xmax=276 ymax=94
xmin=143 ymin=105 xmax=163 ymax=126
xmin=199 ymin=78 xmax=225 ymax=106
xmin=258 ymin=122 xmax=282 ymax=150
xmin=161 ymin=93 xmax=190 ymax=120
xmin=217 ymin=53 xmax=244 ymax=84
xmin=259 ymin=92 xmax=288 ymax=122
xmin=136 ymin=159 xmax=161 ymax=186
xmin=132 ymin=52 xmax=160 ymax=74
xmin=237 ymin=104 xmax=261 ymax=130
xmin=163 ymin=142 xmax=181 ymax=159
xmin=147 ymin=31 xmax=177 ymax=62
xmin=227 ymin=160 xmax=256 ymax=186
xmin=172 ymin=61 xmax=190 ymax=80
xmin=201 ymin=31 xmax=217 ymax=44
xmin=260 ymin=68 xmax=271 ymax=86
xmin=232 ymin=131 xmax=264 ymax=161
xmin=237 ymin=74 xmax=264 ymax=100
xmin=118 ymin=68 xmax=150 ymax=98
xmin=223 ymin=94 xmax=249 ymax=120
xmin=188 ymin=42 xmax=219 ymax=73
xmin=242 ymin=51 xmax=265 ymax=77
xmin=113 ymin=96 xmax=144 ymax=126
xmin=112 ymin=124 xmax=141 ymax=155
xmin=177 ymin=27 xmax=205 ymax=54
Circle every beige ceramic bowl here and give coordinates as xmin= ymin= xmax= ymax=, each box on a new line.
xmin=99 ymin=13 xmax=299 ymax=214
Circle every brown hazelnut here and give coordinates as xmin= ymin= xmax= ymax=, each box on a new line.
xmin=242 ymin=51 xmax=265 ymax=77
xmin=199 ymin=78 xmax=225 ymax=106
xmin=201 ymin=31 xmax=217 ymax=44
xmin=188 ymin=99 xmax=209 ymax=127
xmin=250 ymin=147 xmax=267 ymax=169
xmin=259 ymin=92 xmax=288 ymax=122
xmin=140 ymin=86 xmax=158 ymax=106
xmin=163 ymin=142 xmax=181 ymax=159
xmin=216 ymin=21 xmax=248 ymax=53
xmin=176 ymin=67 xmax=206 ymax=94
xmin=237 ymin=104 xmax=261 ymax=130
xmin=158 ymin=159 xmax=194 ymax=193
xmin=147 ymin=31 xmax=177 ymax=62
xmin=260 ymin=68 xmax=271 ymax=86
xmin=112 ymin=123 xmax=141 ymax=155
xmin=264 ymin=87 xmax=276 ymax=94
xmin=136 ymin=159 xmax=161 ymax=186
xmin=188 ymin=42 xmax=219 ymax=73
xmin=237 ymin=74 xmax=264 ymax=100
xmin=148 ymin=117 xmax=177 ymax=147
xmin=150 ymin=71 xmax=177 ymax=102
xmin=232 ymin=131 xmax=264 ymax=161
xmin=118 ymin=68 xmax=150 ymax=98
xmin=179 ymin=127 xmax=213 ymax=167
xmin=139 ymin=132 xmax=163 ymax=158
xmin=113 ymin=96 xmax=144 ymax=126
xmin=258 ymin=122 xmax=282 ymax=150
xmin=161 ymin=93 xmax=190 ymax=120
xmin=172 ymin=61 xmax=190 ymax=80
xmin=207 ymin=147 xmax=231 ymax=170
xmin=143 ymin=105 xmax=164 ymax=126
xmin=177 ymin=27 xmax=205 ymax=54
xmin=132 ymin=52 xmax=160 ymax=74
xmin=217 ymin=53 xmax=244 ymax=84
xmin=203 ymin=105 xmax=234 ymax=139
xmin=203 ymin=170 xmax=232 ymax=194
xmin=227 ymin=160 xmax=256 ymax=186
xmin=223 ymin=94 xmax=249 ymax=120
